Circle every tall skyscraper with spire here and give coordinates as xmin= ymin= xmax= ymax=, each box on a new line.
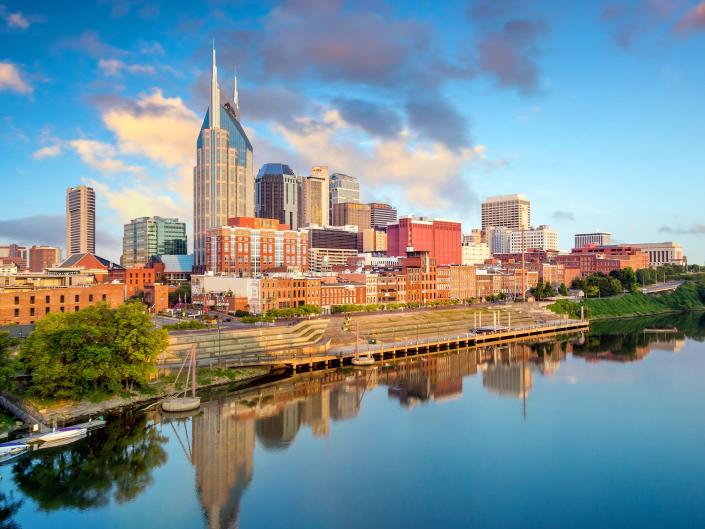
xmin=193 ymin=45 xmax=254 ymax=270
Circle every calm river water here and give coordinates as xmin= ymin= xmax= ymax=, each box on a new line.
xmin=3 ymin=312 xmax=705 ymax=529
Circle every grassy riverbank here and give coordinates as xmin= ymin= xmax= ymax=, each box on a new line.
xmin=548 ymin=282 xmax=705 ymax=320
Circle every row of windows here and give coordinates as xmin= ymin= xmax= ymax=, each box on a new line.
xmin=14 ymin=293 xmax=106 ymax=305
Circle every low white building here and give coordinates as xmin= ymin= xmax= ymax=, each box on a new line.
xmin=632 ymin=242 xmax=685 ymax=267
xmin=509 ymin=225 xmax=559 ymax=253
xmin=462 ymin=242 xmax=490 ymax=265
xmin=191 ymin=274 xmax=262 ymax=313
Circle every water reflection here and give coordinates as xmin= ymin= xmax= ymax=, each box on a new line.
xmin=5 ymin=312 xmax=705 ymax=529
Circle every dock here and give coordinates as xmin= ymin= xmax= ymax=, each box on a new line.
xmin=215 ymin=318 xmax=589 ymax=374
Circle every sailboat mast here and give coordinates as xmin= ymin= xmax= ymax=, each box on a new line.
xmin=191 ymin=343 xmax=197 ymax=398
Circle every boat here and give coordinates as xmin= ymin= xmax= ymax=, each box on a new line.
xmin=33 ymin=426 xmax=87 ymax=444
xmin=35 ymin=430 xmax=87 ymax=450
xmin=352 ymin=354 xmax=375 ymax=366
xmin=0 ymin=441 xmax=28 ymax=457
xmin=162 ymin=344 xmax=201 ymax=413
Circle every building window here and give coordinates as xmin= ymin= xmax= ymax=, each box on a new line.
xmin=14 ymin=308 xmax=19 ymax=318
xmin=102 ymin=294 xmax=107 ymax=301
xmin=60 ymin=295 xmax=65 ymax=303
xmin=45 ymin=295 xmax=50 ymax=303
xmin=30 ymin=308 xmax=35 ymax=317
xmin=75 ymin=306 xmax=80 ymax=312
xmin=60 ymin=307 xmax=65 ymax=312
xmin=89 ymin=294 xmax=94 ymax=302
xmin=30 ymin=296 xmax=35 ymax=304
xmin=75 ymin=294 xmax=80 ymax=302
xmin=45 ymin=307 xmax=50 ymax=314
xmin=14 ymin=296 xmax=19 ymax=305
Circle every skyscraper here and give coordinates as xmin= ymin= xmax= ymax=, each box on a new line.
xmin=298 ymin=166 xmax=329 ymax=227
xmin=329 ymin=173 xmax=360 ymax=223
xmin=122 ymin=216 xmax=187 ymax=268
xmin=193 ymin=45 xmax=254 ymax=271
xmin=256 ymin=163 xmax=299 ymax=230
xmin=331 ymin=202 xmax=371 ymax=229
xmin=66 ymin=185 xmax=95 ymax=257
xmin=481 ymin=194 xmax=531 ymax=230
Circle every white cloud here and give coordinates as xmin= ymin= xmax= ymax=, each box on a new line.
xmin=7 ymin=11 xmax=29 ymax=29
xmin=0 ymin=61 xmax=32 ymax=94
xmin=98 ymin=58 xmax=156 ymax=76
xmin=33 ymin=144 xmax=62 ymax=159
xmin=69 ymin=139 xmax=143 ymax=175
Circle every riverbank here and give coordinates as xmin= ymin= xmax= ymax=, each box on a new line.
xmin=5 ymin=366 xmax=270 ymax=427
xmin=548 ymin=283 xmax=705 ymax=321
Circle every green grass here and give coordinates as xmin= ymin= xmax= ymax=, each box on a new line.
xmin=163 ymin=320 xmax=210 ymax=331
xmin=548 ymin=283 xmax=705 ymax=320
xmin=0 ymin=411 xmax=16 ymax=433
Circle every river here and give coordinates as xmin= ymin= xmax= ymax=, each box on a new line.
xmin=2 ymin=312 xmax=705 ymax=529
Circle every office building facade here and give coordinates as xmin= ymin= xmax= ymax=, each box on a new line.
xmin=122 ymin=216 xmax=187 ymax=268
xmin=66 ymin=185 xmax=95 ymax=257
xmin=256 ymin=163 xmax=299 ymax=230
xmin=194 ymin=46 xmax=254 ymax=270
xmin=299 ymin=166 xmax=329 ymax=227
xmin=28 ymin=246 xmax=61 ymax=273
xmin=575 ymin=232 xmax=612 ymax=248
xmin=387 ymin=216 xmax=462 ymax=266
xmin=332 ymin=202 xmax=371 ymax=230
xmin=369 ymin=203 xmax=397 ymax=229
xmin=329 ymin=173 xmax=360 ymax=223
xmin=481 ymin=194 xmax=530 ymax=230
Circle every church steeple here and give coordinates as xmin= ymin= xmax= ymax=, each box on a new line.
xmin=209 ymin=42 xmax=220 ymax=129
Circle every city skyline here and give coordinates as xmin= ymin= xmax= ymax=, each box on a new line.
xmin=1 ymin=1 xmax=704 ymax=262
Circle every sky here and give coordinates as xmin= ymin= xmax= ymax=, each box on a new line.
xmin=0 ymin=0 xmax=704 ymax=263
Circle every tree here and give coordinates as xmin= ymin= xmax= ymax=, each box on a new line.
xmin=19 ymin=302 xmax=168 ymax=399
xmin=168 ymin=283 xmax=191 ymax=306
xmin=0 ymin=332 xmax=18 ymax=391
xmin=610 ymin=267 xmax=637 ymax=292
xmin=558 ymin=283 xmax=569 ymax=296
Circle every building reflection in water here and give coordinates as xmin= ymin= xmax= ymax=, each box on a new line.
xmin=186 ymin=324 xmax=682 ymax=528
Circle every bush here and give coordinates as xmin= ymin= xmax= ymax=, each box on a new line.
xmin=234 ymin=310 xmax=250 ymax=317
xmin=163 ymin=320 xmax=209 ymax=331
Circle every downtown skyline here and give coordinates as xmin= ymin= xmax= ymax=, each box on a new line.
xmin=1 ymin=0 xmax=704 ymax=262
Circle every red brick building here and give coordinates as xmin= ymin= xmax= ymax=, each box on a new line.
xmin=320 ymin=283 xmax=366 ymax=308
xmin=387 ymin=216 xmax=462 ymax=266
xmin=28 ymin=246 xmax=61 ymax=273
xmin=0 ymin=283 xmax=124 ymax=325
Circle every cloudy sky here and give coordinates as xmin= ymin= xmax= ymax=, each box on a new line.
xmin=0 ymin=0 xmax=704 ymax=262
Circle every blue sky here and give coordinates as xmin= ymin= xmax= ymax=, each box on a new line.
xmin=0 ymin=0 xmax=704 ymax=262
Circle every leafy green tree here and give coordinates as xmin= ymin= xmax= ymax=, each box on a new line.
xmin=558 ymin=283 xmax=569 ymax=296
xmin=19 ymin=302 xmax=168 ymax=399
xmin=610 ymin=267 xmax=637 ymax=292
xmin=0 ymin=332 xmax=18 ymax=391
xmin=168 ymin=283 xmax=191 ymax=306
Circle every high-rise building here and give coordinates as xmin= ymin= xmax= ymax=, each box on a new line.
xmin=386 ymin=216 xmax=462 ymax=266
xmin=329 ymin=173 xmax=360 ymax=223
xmin=298 ymin=166 xmax=329 ymax=227
xmin=487 ymin=226 xmax=513 ymax=254
xmin=369 ymin=203 xmax=397 ymax=229
xmin=256 ymin=163 xmax=299 ymax=230
xmin=461 ymin=242 xmax=490 ymax=265
xmin=28 ymin=245 xmax=61 ymax=272
xmin=574 ymin=232 xmax=612 ymax=248
xmin=66 ymin=185 xmax=95 ymax=257
xmin=194 ymin=46 xmax=254 ymax=271
xmin=331 ymin=202 xmax=371 ymax=230
xmin=307 ymin=226 xmax=359 ymax=250
xmin=122 ymin=216 xmax=187 ymax=268
xmin=481 ymin=194 xmax=530 ymax=230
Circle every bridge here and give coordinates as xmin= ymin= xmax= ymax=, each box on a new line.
xmin=641 ymin=280 xmax=684 ymax=294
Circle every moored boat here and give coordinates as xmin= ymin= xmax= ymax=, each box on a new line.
xmin=0 ymin=440 xmax=28 ymax=457
xmin=33 ymin=427 xmax=87 ymax=444
xmin=162 ymin=343 xmax=201 ymax=413
xmin=352 ymin=354 xmax=375 ymax=366
xmin=162 ymin=396 xmax=201 ymax=412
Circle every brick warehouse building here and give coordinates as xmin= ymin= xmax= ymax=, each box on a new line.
xmin=0 ymin=283 xmax=124 ymax=325
xmin=387 ymin=216 xmax=462 ymax=266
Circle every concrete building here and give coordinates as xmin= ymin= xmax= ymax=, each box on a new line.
xmin=309 ymin=248 xmax=358 ymax=273
xmin=66 ymin=185 xmax=95 ymax=257
xmin=509 ymin=225 xmax=559 ymax=253
xmin=299 ymin=166 xmax=329 ymax=227
xmin=369 ymin=203 xmax=397 ymax=229
xmin=28 ymin=246 xmax=61 ymax=273
xmin=461 ymin=242 xmax=490 ymax=265
xmin=205 ymin=217 xmax=307 ymax=275
xmin=148 ymin=254 xmax=194 ymax=284
xmin=194 ymin=46 xmax=254 ymax=270
xmin=487 ymin=226 xmax=513 ymax=255
xmin=358 ymin=229 xmax=387 ymax=253
xmin=256 ymin=163 xmax=299 ymax=230
xmin=481 ymin=194 xmax=530 ymax=230
xmin=122 ymin=216 xmax=187 ymax=268
xmin=307 ymin=226 xmax=359 ymax=250
xmin=329 ymin=173 xmax=360 ymax=223
xmin=632 ymin=242 xmax=686 ymax=267
xmin=0 ymin=245 xmax=28 ymax=269
xmin=387 ymin=216 xmax=462 ymax=266
xmin=331 ymin=202 xmax=371 ymax=230
xmin=575 ymin=232 xmax=612 ymax=248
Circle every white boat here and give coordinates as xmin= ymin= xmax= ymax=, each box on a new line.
xmin=0 ymin=441 xmax=28 ymax=457
xmin=162 ymin=343 xmax=201 ymax=413
xmin=34 ymin=426 xmax=87 ymax=444
xmin=36 ymin=430 xmax=87 ymax=450
xmin=352 ymin=354 xmax=375 ymax=366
